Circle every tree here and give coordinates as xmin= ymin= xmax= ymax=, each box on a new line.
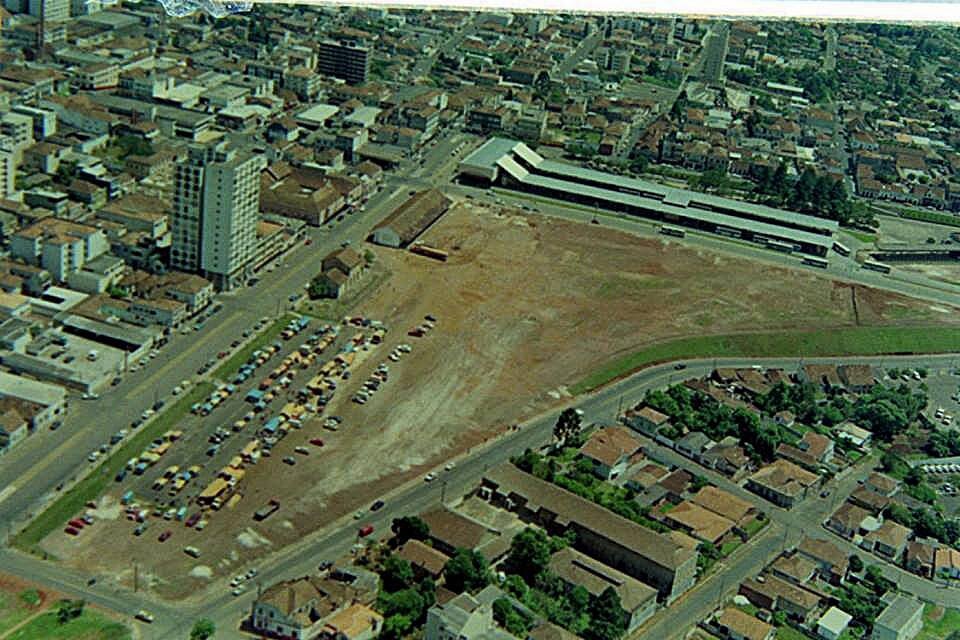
xmin=390 ymin=516 xmax=429 ymax=546
xmin=505 ymin=528 xmax=558 ymax=581
xmin=849 ymin=554 xmax=864 ymax=573
xmin=378 ymin=588 xmax=426 ymax=620
xmin=56 ymin=600 xmax=85 ymax=625
xmin=444 ymin=548 xmax=490 ymax=593
xmin=381 ymin=555 xmax=415 ymax=593
xmin=379 ymin=614 xmax=413 ymax=640
xmin=584 ymin=587 xmax=628 ymax=640
xmin=190 ymin=619 xmax=216 ymax=640
xmin=493 ymin=597 xmax=534 ymax=636
xmin=553 ymin=408 xmax=582 ymax=446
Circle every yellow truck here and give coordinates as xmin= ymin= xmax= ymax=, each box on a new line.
xmin=152 ymin=477 xmax=168 ymax=491
xmin=168 ymin=477 xmax=188 ymax=496
xmin=163 ymin=465 xmax=180 ymax=479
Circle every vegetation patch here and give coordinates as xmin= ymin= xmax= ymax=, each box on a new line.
xmin=899 ymin=208 xmax=960 ymax=228
xmin=7 ymin=607 xmax=130 ymax=640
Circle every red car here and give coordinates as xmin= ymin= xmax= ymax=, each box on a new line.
xmin=68 ymin=519 xmax=86 ymax=529
xmin=309 ymin=438 xmax=325 ymax=447
xmin=158 ymin=530 xmax=172 ymax=542
xmin=185 ymin=513 xmax=201 ymax=528
xmin=64 ymin=527 xmax=79 ymax=536
xmin=358 ymin=524 xmax=374 ymax=538
xmin=304 ymin=239 xmax=312 ymax=245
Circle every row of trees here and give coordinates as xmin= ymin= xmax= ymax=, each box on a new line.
xmin=644 ymin=384 xmax=788 ymax=462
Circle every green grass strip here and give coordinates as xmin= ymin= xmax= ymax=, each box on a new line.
xmin=210 ymin=313 xmax=299 ymax=382
xmin=899 ymin=208 xmax=960 ymax=228
xmin=570 ymin=326 xmax=960 ymax=394
xmin=8 ymin=609 xmax=130 ymax=640
xmin=12 ymin=382 xmax=215 ymax=555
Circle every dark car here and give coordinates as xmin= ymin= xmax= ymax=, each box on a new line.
xmin=674 ymin=363 xmax=687 ymax=370
xmin=158 ymin=530 xmax=172 ymax=542
xmin=370 ymin=499 xmax=385 ymax=512
xmin=111 ymin=377 xmax=122 ymax=386
xmin=50 ymin=421 xmax=62 ymax=431
xmin=185 ymin=513 xmax=201 ymax=528
xmin=115 ymin=469 xmax=127 ymax=482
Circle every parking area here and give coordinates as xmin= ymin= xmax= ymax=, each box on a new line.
xmin=884 ymin=366 xmax=960 ymax=428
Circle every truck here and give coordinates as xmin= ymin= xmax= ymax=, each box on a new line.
xmin=253 ymin=498 xmax=280 ymax=521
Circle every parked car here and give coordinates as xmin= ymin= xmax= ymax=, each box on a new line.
xmin=283 ymin=456 xmax=296 ymax=466
xmin=158 ymin=530 xmax=172 ymax=542
xmin=135 ymin=610 xmax=155 ymax=623
xmin=358 ymin=524 xmax=374 ymax=537
xmin=370 ymin=499 xmax=385 ymax=512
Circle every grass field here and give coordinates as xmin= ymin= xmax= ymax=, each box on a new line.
xmin=0 ymin=591 xmax=41 ymax=636
xmin=571 ymin=326 xmax=960 ymax=394
xmin=211 ymin=313 xmax=298 ymax=382
xmin=845 ymin=229 xmax=878 ymax=244
xmin=918 ymin=604 xmax=960 ymax=640
xmin=7 ymin=609 xmax=130 ymax=640
xmin=12 ymin=381 xmax=215 ymax=555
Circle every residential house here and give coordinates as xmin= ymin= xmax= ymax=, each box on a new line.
xmin=848 ymin=485 xmax=891 ymax=515
xmin=863 ymin=520 xmax=911 ymax=561
xmin=689 ymin=486 xmax=757 ymax=529
xmin=904 ymin=540 xmax=936 ymax=578
xmin=871 ymin=595 xmax=923 ymax=640
xmin=419 ymin=508 xmax=495 ymax=558
xmin=817 ymin=607 xmax=853 ymax=640
xmin=424 ymin=589 xmax=514 ymax=640
xmin=396 ymin=539 xmax=450 ymax=581
xmin=714 ymin=607 xmax=775 ymax=640
xmin=826 ymin=502 xmax=870 ymax=540
xmin=249 ymin=575 xmax=374 ymax=640
xmin=838 ymin=365 xmax=876 ymax=393
xmin=866 ymin=473 xmax=900 ymax=498
xmin=662 ymin=501 xmax=735 ymax=545
xmin=801 ymin=365 xmax=842 ymax=390
xmin=836 ymin=422 xmax=873 ymax=449
xmin=318 ymin=604 xmax=383 ymax=640
xmin=797 ymin=432 xmax=834 ymax=465
xmin=548 ymin=547 xmax=658 ymax=632
xmin=675 ymin=431 xmax=716 ymax=463
xmin=796 ymin=537 xmax=849 ymax=586
xmin=738 ymin=575 xmax=822 ymax=625
xmin=623 ymin=405 xmax=671 ymax=436
xmin=577 ymin=426 xmax=642 ymax=480
xmin=770 ymin=553 xmax=818 ymax=586
xmin=745 ymin=459 xmax=820 ymax=508
xmin=934 ymin=547 xmax=960 ymax=579
xmin=702 ymin=440 xmax=751 ymax=480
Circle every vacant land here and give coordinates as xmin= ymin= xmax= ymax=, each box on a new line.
xmin=43 ymin=202 xmax=960 ymax=601
xmin=7 ymin=610 xmax=130 ymax=640
xmin=918 ymin=604 xmax=960 ymax=640
xmin=0 ymin=575 xmax=45 ymax=637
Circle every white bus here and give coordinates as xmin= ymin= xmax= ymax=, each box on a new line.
xmin=832 ymin=241 xmax=851 ymax=257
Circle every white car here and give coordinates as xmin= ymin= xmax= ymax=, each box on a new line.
xmin=135 ymin=610 xmax=155 ymax=623
xmin=230 ymin=576 xmax=244 ymax=587
xmin=231 ymin=587 xmax=246 ymax=597
xmin=88 ymin=451 xmax=100 ymax=462
xmin=172 ymin=386 xmax=182 ymax=396
xmin=425 ymin=472 xmax=437 ymax=482
xmin=444 ymin=462 xmax=455 ymax=471
xmin=246 ymin=568 xmax=258 ymax=579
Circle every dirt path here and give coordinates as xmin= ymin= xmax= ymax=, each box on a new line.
xmin=0 ymin=607 xmax=48 ymax=640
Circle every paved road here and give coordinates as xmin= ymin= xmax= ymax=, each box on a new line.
xmin=554 ymin=22 xmax=604 ymax=78
xmin=7 ymin=353 xmax=954 ymax=638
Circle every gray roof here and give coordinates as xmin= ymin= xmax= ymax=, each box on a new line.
xmin=462 ymin=138 xmax=838 ymax=248
xmin=874 ymin=595 xmax=923 ymax=632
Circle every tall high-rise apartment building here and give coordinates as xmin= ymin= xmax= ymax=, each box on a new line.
xmin=28 ymin=0 xmax=69 ymax=22
xmin=701 ymin=22 xmax=730 ymax=85
xmin=318 ymin=40 xmax=370 ymax=85
xmin=171 ymin=139 xmax=264 ymax=291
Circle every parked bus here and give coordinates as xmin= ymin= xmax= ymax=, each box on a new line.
xmin=766 ymin=240 xmax=795 ymax=253
xmin=802 ymin=256 xmax=830 ymax=269
xmin=832 ymin=241 xmax=851 ymax=257
xmin=862 ymin=260 xmax=892 ymax=274
xmin=660 ymin=225 xmax=686 ymax=238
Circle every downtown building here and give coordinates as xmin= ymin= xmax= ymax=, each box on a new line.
xmin=171 ymin=138 xmax=265 ymax=291
xmin=318 ymin=40 xmax=370 ymax=85
xmin=701 ymin=22 xmax=730 ymax=84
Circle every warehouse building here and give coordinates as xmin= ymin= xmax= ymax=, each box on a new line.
xmin=459 ymin=138 xmax=837 ymax=257
xmin=369 ymin=189 xmax=451 ymax=248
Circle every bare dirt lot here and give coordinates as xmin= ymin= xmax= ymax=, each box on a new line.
xmin=44 ymin=201 xmax=960 ymax=601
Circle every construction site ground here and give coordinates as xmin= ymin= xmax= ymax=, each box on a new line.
xmin=41 ymin=201 xmax=960 ymax=602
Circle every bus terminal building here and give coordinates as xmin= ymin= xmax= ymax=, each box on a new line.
xmin=459 ymin=138 xmax=838 ymax=258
